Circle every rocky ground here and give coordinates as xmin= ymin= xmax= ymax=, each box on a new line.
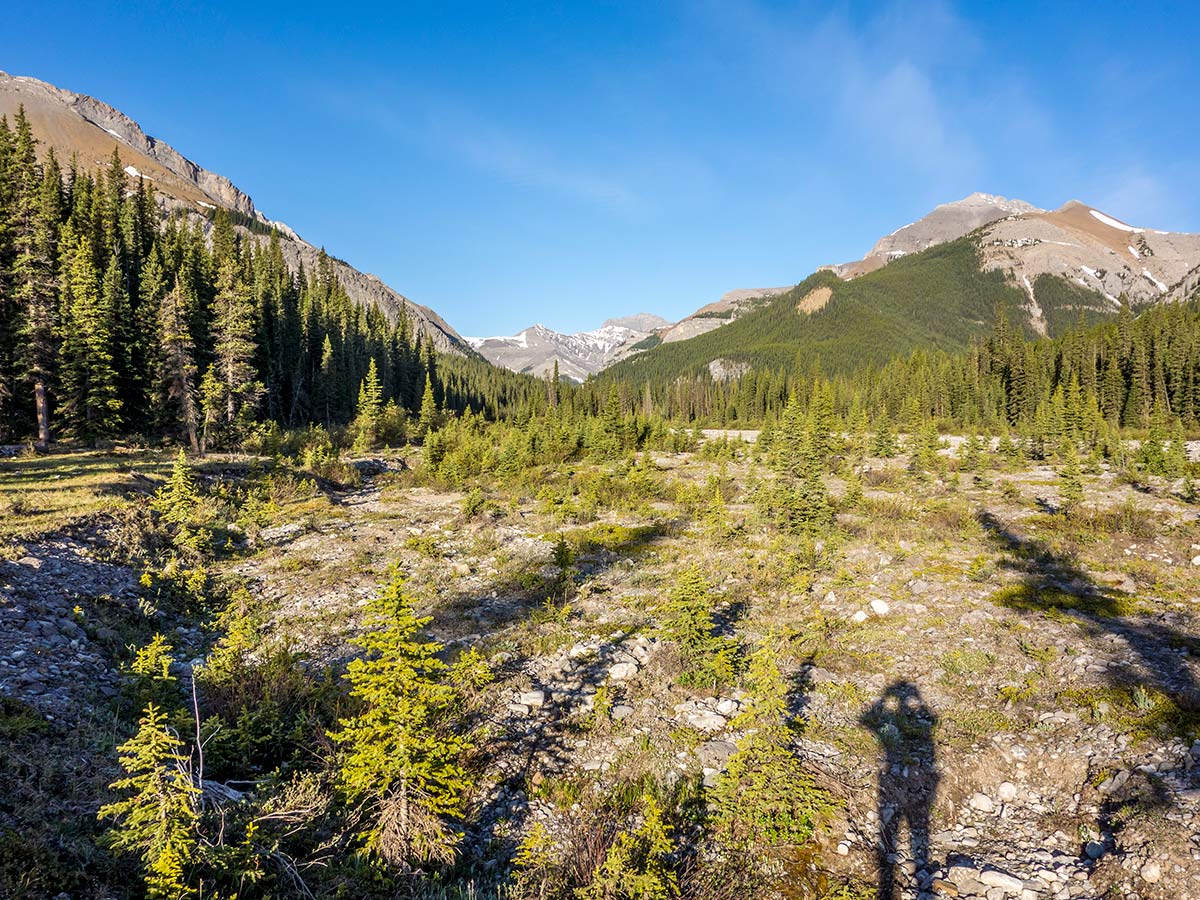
xmin=2 ymin=444 xmax=1199 ymax=899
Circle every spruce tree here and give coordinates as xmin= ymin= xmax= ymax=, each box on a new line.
xmin=97 ymin=703 xmax=200 ymax=900
xmin=208 ymin=258 xmax=263 ymax=444
xmin=1058 ymin=444 xmax=1084 ymax=516
xmin=712 ymin=643 xmax=832 ymax=848
xmin=15 ymin=148 xmax=62 ymax=448
xmin=330 ymin=567 xmax=473 ymax=867
xmin=58 ymin=228 xmax=122 ymax=441
xmin=156 ymin=277 xmax=200 ymax=451
xmin=417 ymin=372 xmax=439 ymax=438
xmin=352 ymin=356 xmax=384 ymax=450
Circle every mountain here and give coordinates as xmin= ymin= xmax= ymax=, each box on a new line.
xmin=827 ymin=193 xmax=1043 ymax=278
xmin=603 ymin=194 xmax=1200 ymax=385
xmin=828 ymin=192 xmax=1200 ymax=335
xmin=657 ymin=287 xmax=792 ymax=343
xmin=467 ymin=315 xmax=669 ymax=381
xmin=0 ymin=70 xmax=467 ymax=352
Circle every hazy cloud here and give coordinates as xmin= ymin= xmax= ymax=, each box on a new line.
xmin=317 ymin=85 xmax=647 ymax=216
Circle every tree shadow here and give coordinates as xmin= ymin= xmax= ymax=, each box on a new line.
xmin=426 ymin=517 xmax=681 ymax=873
xmin=976 ymin=508 xmax=1200 ymax=832
xmin=977 ymin=509 xmax=1200 ymax=710
xmin=860 ymin=682 xmax=939 ymax=900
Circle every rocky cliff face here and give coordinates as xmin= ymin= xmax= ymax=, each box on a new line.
xmin=830 ymin=193 xmax=1043 ymax=278
xmin=467 ymin=316 xmax=669 ymax=381
xmin=828 ymin=192 xmax=1200 ymax=312
xmin=0 ymin=71 xmax=468 ymax=352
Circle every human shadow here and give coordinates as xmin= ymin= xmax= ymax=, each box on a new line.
xmin=860 ymin=682 xmax=939 ymax=900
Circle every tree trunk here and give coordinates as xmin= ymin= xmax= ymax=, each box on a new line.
xmin=33 ymin=379 xmax=50 ymax=451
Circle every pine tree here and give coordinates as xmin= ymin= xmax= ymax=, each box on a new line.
xmin=207 ymin=258 xmax=263 ymax=444
xmin=156 ymin=276 xmax=200 ymax=451
xmin=330 ymin=567 xmax=473 ymax=867
xmin=15 ymin=148 xmax=62 ymax=448
xmin=97 ymin=703 xmax=200 ymax=900
xmin=59 ymin=228 xmax=122 ymax=441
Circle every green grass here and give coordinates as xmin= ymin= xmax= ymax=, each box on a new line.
xmin=986 ymin=582 xmax=1140 ymax=618
xmin=0 ymin=450 xmax=174 ymax=547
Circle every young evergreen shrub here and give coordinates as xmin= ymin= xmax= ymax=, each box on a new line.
xmin=98 ymin=703 xmax=200 ymax=899
xmin=712 ymin=645 xmax=834 ymax=849
xmin=1058 ymin=445 xmax=1084 ymax=516
xmin=657 ymin=567 xmax=736 ymax=688
xmin=578 ymin=795 xmax=678 ymax=900
xmin=330 ymin=566 xmax=480 ymax=868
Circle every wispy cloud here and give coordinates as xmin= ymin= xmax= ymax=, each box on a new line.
xmin=316 ymin=85 xmax=647 ymax=216
xmin=689 ymin=0 xmax=988 ymax=186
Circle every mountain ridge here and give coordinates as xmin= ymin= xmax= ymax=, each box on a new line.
xmin=0 ymin=70 xmax=468 ymax=352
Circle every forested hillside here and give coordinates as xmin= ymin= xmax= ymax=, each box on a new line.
xmin=591 ymin=296 xmax=1200 ymax=435
xmin=606 ymin=237 xmax=1063 ymax=386
xmin=0 ymin=108 xmax=547 ymax=450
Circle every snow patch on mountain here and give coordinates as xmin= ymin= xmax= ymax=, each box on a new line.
xmin=471 ymin=315 xmax=667 ymax=380
xmin=1090 ymin=209 xmax=1138 ymax=232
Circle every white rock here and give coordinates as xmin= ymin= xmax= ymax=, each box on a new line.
xmin=611 ymin=704 xmax=634 ymax=720
xmin=997 ymin=781 xmax=1018 ymax=801
xmin=687 ymin=711 xmax=728 ymax=732
xmin=609 ymin=662 xmax=638 ymax=681
xmin=716 ymin=698 xmax=739 ymax=716
xmin=870 ymin=598 xmax=890 ymax=616
xmin=519 ymin=690 xmax=546 ymax=708
xmin=851 ymin=610 xmax=869 ymax=624
xmin=980 ymin=869 xmax=1025 ymax=892
xmin=1139 ymin=861 xmax=1162 ymax=884
xmin=1191 ymin=555 xmax=1200 ymax=567
xmin=969 ymin=792 xmax=996 ymax=813
xmin=948 ymin=864 xmax=979 ymax=884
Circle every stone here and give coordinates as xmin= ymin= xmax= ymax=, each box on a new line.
xmin=608 ymin=662 xmax=638 ymax=680
xmin=568 ymin=643 xmax=595 ymax=659
xmin=948 ymin=865 xmax=979 ymax=884
xmin=851 ymin=610 xmax=869 ymax=624
xmin=979 ymin=869 xmax=1025 ymax=892
xmin=1192 ymin=555 xmax=1200 ymax=567
xmin=870 ymin=598 xmax=890 ymax=616
xmin=518 ymin=690 xmax=546 ymax=708
xmin=969 ymin=792 xmax=996 ymax=813
xmin=930 ymin=878 xmax=959 ymax=896
xmin=715 ymin=698 xmax=738 ymax=716
xmin=1139 ymin=861 xmax=1162 ymax=884
xmin=686 ymin=711 xmax=727 ymax=732
xmin=611 ymin=704 xmax=634 ymax=720
xmin=696 ymin=740 xmax=736 ymax=769
xmin=997 ymin=781 xmax=1018 ymax=802
xmin=1084 ymin=841 xmax=1105 ymax=860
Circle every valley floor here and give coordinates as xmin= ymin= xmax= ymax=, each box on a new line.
xmin=2 ymin=441 xmax=1199 ymax=899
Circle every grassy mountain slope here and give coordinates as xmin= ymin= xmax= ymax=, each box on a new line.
xmin=607 ymin=237 xmax=1112 ymax=383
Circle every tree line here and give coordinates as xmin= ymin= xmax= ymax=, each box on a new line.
xmin=0 ymin=106 xmax=554 ymax=452
xmin=587 ymin=297 xmax=1200 ymax=436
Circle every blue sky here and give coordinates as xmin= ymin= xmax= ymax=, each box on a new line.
xmin=5 ymin=1 xmax=1198 ymax=335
